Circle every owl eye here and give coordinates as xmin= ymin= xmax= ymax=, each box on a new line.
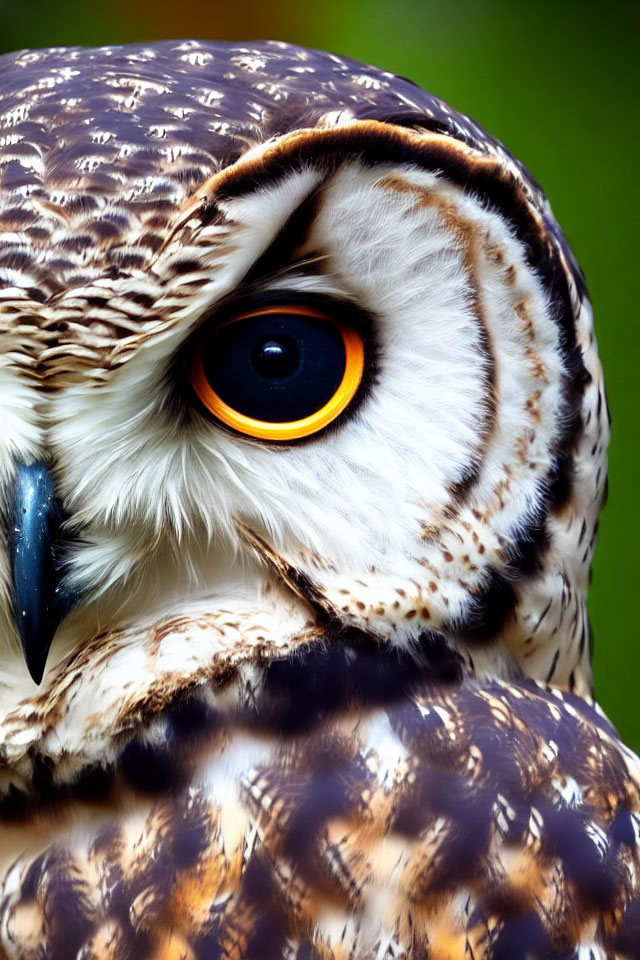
xmin=190 ymin=304 xmax=365 ymax=441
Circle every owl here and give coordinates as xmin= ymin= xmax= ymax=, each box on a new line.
xmin=0 ymin=36 xmax=637 ymax=960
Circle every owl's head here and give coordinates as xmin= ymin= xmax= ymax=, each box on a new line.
xmin=0 ymin=41 xmax=607 ymax=765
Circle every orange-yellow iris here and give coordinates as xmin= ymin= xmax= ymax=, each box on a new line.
xmin=191 ymin=305 xmax=365 ymax=441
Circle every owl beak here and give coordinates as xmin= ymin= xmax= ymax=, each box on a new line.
xmin=9 ymin=462 xmax=75 ymax=684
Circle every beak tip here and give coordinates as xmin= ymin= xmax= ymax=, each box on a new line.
xmin=24 ymin=656 xmax=46 ymax=686
xmin=17 ymin=617 xmax=53 ymax=686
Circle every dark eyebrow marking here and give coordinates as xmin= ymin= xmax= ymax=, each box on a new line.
xmin=242 ymin=187 xmax=324 ymax=286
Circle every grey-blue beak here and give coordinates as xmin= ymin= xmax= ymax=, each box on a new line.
xmin=10 ymin=462 xmax=75 ymax=684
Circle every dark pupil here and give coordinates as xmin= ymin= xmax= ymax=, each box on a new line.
xmin=201 ymin=311 xmax=346 ymax=423
xmin=251 ymin=339 xmax=298 ymax=379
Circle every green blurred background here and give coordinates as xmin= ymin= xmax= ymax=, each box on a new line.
xmin=0 ymin=0 xmax=638 ymax=746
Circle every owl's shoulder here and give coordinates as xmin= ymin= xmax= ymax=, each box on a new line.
xmin=2 ymin=645 xmax=639 ymax=959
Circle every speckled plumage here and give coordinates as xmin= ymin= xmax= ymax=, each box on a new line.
xmin=4 ymin=652 xmax=640 ymax=960
xmin=0 ymin=39 xmax=628 ymax=960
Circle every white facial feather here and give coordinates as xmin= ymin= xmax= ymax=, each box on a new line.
xmin=49 ymin=163 xmax=496 ymax=602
